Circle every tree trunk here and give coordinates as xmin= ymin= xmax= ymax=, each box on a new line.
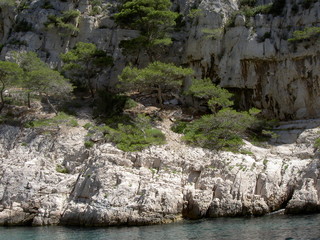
xmin=86 ymin=64 xmax=95 ymax=98
xmin=157 ymin=86 xmax=163 ymax=106
xmin=45 ymin=94 xmax=58 ymax=115
xmin=27 ymin=92 xmax=31 ymax=108
xmin=89 ymin=83 xmax=95 ymax=98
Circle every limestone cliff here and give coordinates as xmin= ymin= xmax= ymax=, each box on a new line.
xmin=0 ymin=0 xmax=319 ymax=119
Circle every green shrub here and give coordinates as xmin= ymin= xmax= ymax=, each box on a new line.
xmin=17 ymin=0 xmax=30 ymax=11
xmin=84 ymin=140 xmax=94 ymax=148
xmin=226 ymin=0 xmax=284 ymax=28
xmin=56 ymin=164 xmax=69 ymax=173
xmin=89 ymin=6 xmax=102 ymax=16
xmin=83 ymin=122 xmax=94 ymax=130
xmin=0 ymin=0 xmax=15 ymax=7
xmin=182 ymin=109 xmax=258 ymax=152
xmin=45 ymin=10 xmax=80 ymax=34
xmin=25 ymin=112 xmax=79 ymax=128
xmin=202 ymin=28 xmax=223 ymax=40
xmin=124 ymin=98 xmax=138 ymax=110
xmin=171 ymin=121 xmax=188 ymax=134
xmin=288 ymin=27 xmax=320 ymax=42
xmin=187 ymin=9 xmax=203 ymax=19
xmin=186 ymin=78 xmax=233 ymax=113
xmin=314 ymin=138 xmax=320 ymax=150
xmin=241 ymin=4 xmax=273 ymax=18
xmin=86 ymin=114 xmax=166 ymax=152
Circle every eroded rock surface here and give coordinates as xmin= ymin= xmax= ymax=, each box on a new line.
xmin=1 ymin=118 xmax=320 ymax=226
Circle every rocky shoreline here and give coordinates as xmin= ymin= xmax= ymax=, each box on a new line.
xmin=1 ymin=118 xmax=320 ymax=226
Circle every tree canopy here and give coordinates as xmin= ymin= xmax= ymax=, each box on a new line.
xmin=186 ymin=78 xmax=233 ymax=113
xmin=14 ymin=51 xmax=73 ymax=112
xmin=0 ymin=61 xmax=23 ymax=112
xmin=118 ymin=61 xmax=193 ymax=104
xmin=60 ymin=42 xmax=113 ymax=97
xmin=115 ymin=0 xmax=178 ymax=61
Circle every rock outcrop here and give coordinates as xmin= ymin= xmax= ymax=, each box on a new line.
xmin=1 ymin=118 xmax=320 ymax=226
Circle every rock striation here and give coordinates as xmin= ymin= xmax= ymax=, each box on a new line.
xmin=1 ymin=118 xmax=320 ymax=226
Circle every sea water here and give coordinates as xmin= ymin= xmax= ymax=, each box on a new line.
xmin=1 ymin=214 xmax=320 ymax=240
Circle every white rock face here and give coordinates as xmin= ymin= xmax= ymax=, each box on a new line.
xmin=184 ymin=0 xmax=320 ymax=119
xmin=1 ymin=118 xmax=320 ymax=226
xmin=1 ymin=0 xmax=319 ymax=119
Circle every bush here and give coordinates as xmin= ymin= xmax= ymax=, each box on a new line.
xmin=314 ymin=137 xmax=320 ymax=150
xmin=226 ymin=0 xmax=284 ymax=28
xmin=84 ymin=140 xmax=94 ymax=148
xmin=45 ymin=10 xmax=80 ymax=34
xmin=56 ymin=164 xmax=69 ymax=173
xmin=86 ymin=114 xmax=166 ymax=152
xmin=181 ymin=108 xmax=260 ymax=152
xmin=288 ymin=27 xmax=320 ymax=42
xmin=0 ymin=0 xmax=15 ymax=7
xmin=25 ymin=112 xmax=79 ymax=128
xmin=171 ymin=121 xmax=188 ymax=134
xmin=186 ymin=78 xmax=233 ymax=113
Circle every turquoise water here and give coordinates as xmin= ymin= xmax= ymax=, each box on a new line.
xmin=1 ymin=214 xmax=320 ymax=240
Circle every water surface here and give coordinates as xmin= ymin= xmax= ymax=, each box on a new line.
xmin=1 ymin=214 xmax=320 ymax=240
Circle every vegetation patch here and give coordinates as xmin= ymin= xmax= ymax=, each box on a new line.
xmin=85 ymin=114 xmax=166 ymax=152
xmin=314 ymin=137 xmax=320 ymax=151
xmin=45 ymin=10 xmax=81 ymax=35
xmin=226 ymin=0 xmax=285 ymax=28
xmin=171 ymin=79 xmax=273 ymax=152
xmin=288 ymin=26 xmax=320 ymax=42
xmin=25 ymin=112 xmax=78 ymax=128
xmin=0 ymin=0 xmax=15 ymax=7
xmin=179 ymin=109 xmax=259 ymax=152
xmin=56 ymin=164 xmax=69 ymax=174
